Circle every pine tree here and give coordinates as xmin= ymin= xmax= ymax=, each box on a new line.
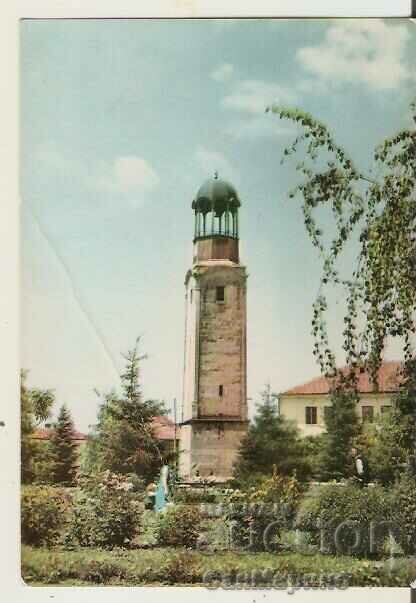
xmin=233 ymin=385 xmax=310 ymax=486
xmin=317 ymin=386 xmax=361 ymax=481
xmin=50 ymin=404 xmax=78 ymax=486
xmin=84 ymin=338 xmax=166 ymax=482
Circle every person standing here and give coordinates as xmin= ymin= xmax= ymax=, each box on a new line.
xmin=350 ymin=447 xmax=369 ymax=487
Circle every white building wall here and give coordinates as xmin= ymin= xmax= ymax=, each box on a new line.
xmin=279 ymin=393 xmax=394 ymax=437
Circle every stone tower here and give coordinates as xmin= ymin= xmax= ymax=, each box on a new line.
xmin=180 ymin=173 xmax=248 ymax=481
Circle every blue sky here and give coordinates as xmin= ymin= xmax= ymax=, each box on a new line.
xmin=20 ymin=19 xmax=416 ymax=431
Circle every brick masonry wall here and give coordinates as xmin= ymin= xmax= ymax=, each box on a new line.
xmin=191 ymin=421 xmax=248 ymax=478
xmin=197 ymin=265 xmax=247 ymax=419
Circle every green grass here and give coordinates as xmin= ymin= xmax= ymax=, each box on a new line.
xmin=22 ymin=545 xmax=416 ymax=587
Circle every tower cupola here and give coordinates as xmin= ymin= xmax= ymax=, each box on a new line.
xmin=192 ymin=173 xmax=241 ymax=263
xmin=192 ymin=172 xmax=241 ymax=241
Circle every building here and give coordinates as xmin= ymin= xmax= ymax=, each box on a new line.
xmin=278 ymin=361 xmax=401 ymax=437
xmin=31 ymin=425 xmax=88 ymax=471
xmin=32 ymin=415 xmax=179 ymax=467
xmin=151 ymin=415 xmax=179 ymax=456
xmin=32 ymin=425 xmax=88 ymax=448
xmin=180 ymin=173 xmax=249 ymax=480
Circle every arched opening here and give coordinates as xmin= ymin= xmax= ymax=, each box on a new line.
xmin=193 ymin=207 xmax=239 ymax=240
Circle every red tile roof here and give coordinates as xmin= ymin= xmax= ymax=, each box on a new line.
xmin=32 ymin=415 xmax=179 ymax=442
xmin=32 ymin=428 xmax=87 ymax=441
xmin=151 ymin=415 xmax=179 ymax=441
xmin=282 ymin=361 xmax=402 ymax=396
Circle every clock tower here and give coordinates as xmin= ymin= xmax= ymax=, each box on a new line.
xmin=180 ymin=173 xmax=248 ymax=480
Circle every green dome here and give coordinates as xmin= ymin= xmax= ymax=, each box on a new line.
xmin=192 ymin=174 xmax=241 ymax=216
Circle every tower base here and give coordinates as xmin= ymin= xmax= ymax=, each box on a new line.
xmin=179 ymin=419 xmax=248 ymax=481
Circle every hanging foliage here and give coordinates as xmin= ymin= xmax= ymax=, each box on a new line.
xmin=267 ymin=100 xmax=416 ymax=386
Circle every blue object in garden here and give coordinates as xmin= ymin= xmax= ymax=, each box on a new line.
xmin=155 ymin=464 xmax=169 ymax=512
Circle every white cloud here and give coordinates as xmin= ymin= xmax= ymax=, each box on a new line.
xmin=220 ymin=79 xmax=297 ymax=140
xmin=222 ymin=79 xmax=297 ymax=115
xmin=194 ymin=146 xmax=236 ymax=182
xmin=96 ymin=156 xmax=159 ymax=195
xmin=297 ymin=20 xmax=412 ymax=91
xmin=211 ymin=63 xmax=234 ymax=82
xmin=33 ymin=146 xmax=160 ymax=202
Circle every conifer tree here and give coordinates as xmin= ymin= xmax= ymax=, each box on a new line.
xmin=317 ymin=385 xmax=361 ymax=481
xmin=50 ymin=404 xmax=78 ymax=486
xmin=233 ymin=385 xmax=310 ymax=485
xmin=85 ymin=338 xmax=166 ymax=482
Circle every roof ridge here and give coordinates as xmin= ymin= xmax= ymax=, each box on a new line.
xmin=282 ymin=360 xmax=402 ymax=396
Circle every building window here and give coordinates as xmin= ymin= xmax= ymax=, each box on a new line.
xmin=219 ymin=385 xmax=224 ymax=397
xmin=323 ymin=406 xmax=331 ymax=423
xmin=381 ymin=405 xmax=392 ymax=415
xmin=362 ymin=406 xmax=374 ymax=422
xmin=216 ymin=286 xmax=225 ymax=302
xmin=305 ymin=406 xmax=317 ymax=425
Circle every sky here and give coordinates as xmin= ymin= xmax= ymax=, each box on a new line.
xmin=20 ymin=18 xmax=416 ymax=431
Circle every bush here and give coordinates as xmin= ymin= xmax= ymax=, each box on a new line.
xmin=223 ymin=474 xmax=302 ymax=552
xmin=295 ymin=482 xmax=393 ymax=557
xmin=173 ymin=486 xmax=219 ymax=504
xmin=390 ymin=473 xmax=416 ymax=555
xmin=160 ymin=551 xmax=203 ymax=584
xmin=359 ymin=410 xmax=412 ymax=485
xmin=79 ymin=559 xmax=129 ymax=584
xmin=67 ymin=471 xmax=141 ymax=549
xmin=156 ymin=504 xmax=202 ymax=548
xmin=196 ymin=517 xmax=231 ymax=552
xmin=21 ymin=485 xmax=67 ymax=546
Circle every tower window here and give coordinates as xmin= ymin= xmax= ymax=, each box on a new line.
xmin=216 ymin=286 xmax=225 ymax=302
xmin=305 ymin=406 xmax=317 ymax=425
xmin=219 ymin=385 xmax=224 ymax=397
xmin=362 ymin=406 xmax=374 ymax=422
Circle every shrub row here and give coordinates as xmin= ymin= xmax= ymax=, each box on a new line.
xmin=295 ymin=475 xmax=416 ymax=557
xmin=21 ymin=475 xmax=203 ymax=550
xmin=22 ymin=545 xmax=416 ymax=587
xmin=22 ymin=547 xmax=203 ymax=585
xmin=21 ymin=473 xmax=142 ymax=549
xmin=22 ymin=473 xmax=416 ymax=558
